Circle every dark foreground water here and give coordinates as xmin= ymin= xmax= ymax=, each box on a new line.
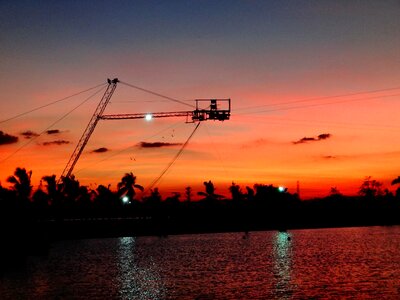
xmin=2 ymin=226 xmax=400 ymax=299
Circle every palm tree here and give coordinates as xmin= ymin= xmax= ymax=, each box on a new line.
xmin=392 ymin=176 xmax=400 ymax=186
xmin=42 ymin=175 xmax=59 ymax=206
xmin=391 ymin=176 xmax=400 ymax=198
xmin=197 ymin=180 xmax=223 ymax=202
xmin=7 ymin=167 xmax=32 ymax=205
xmin=117 ymin=172 xmax=143 ymax=202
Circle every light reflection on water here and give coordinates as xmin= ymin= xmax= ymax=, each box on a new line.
xmin=2 ymin=226 xmax=400 ymax=299
xmin=273 ymin=232 xmax=293 ymax=299
xmin=117 ymin=236 xmax=165 ymax=299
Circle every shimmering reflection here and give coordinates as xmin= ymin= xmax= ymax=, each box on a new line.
xmin=117 ymin=236 xmax=165 ymax=299
xmin=273 ymin=232 xmax=294 ymax=299
xmin=3 ymin=227 xmax=400 ymax=299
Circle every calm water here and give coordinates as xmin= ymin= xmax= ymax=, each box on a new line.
xmin=2 ymin=226 xmax=400 ymax=299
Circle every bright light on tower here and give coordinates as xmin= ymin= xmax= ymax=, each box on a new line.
xmin=145 ymin=114 xmax=152 ymax=121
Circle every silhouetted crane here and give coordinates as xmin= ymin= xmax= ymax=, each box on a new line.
xmin=60 ymin=78 xmax=231 ymax=180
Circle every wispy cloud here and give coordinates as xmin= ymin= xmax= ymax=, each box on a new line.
xmin=0 ymin=131 xmax=18 ymax=145
xmin=20 ymin=130 xmax=40 ymax=139
xmin=42 ymin=140 xmax=70 ymax=146
xmin=91 ymin=147 xmax=109 ymax=153
xmin=139 ymin=142 xmax=182 ymax=148
xmin=293 ymin=133 xmax=332 ymax=144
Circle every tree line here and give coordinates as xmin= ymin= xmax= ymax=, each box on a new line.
xmin=1 ymin=167 xmax=400 ymax=230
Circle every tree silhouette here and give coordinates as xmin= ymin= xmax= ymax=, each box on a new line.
xmin=197 ymin=180 xmax=223 ymax=202
xmin=359 ymin=176 xmax=383 ymax=198
xmin=94 ymin=184 xmax=115 ymax=209
xmin=392 ymin=176 xmax=400 ymax=185
xmin=330 ymin=187 xmax=339 ymax=195
xmin=148 ymin=188 xmax=162 ymax=203
xmin=254 ymin=184 xmax=280 ymax=202
xmin=391 ymin=176 xmax=400 ymax=199
xmin=59 ymin=175 xmax=81 ymax=203
xmin=0 ymin=181 xmax=17 ymax=210
xmin=32 ymin=186 xmax=49 ymax=216
xmin=165 ymin=192 xmax=181 ymax=206
xmin=42 ymin=175 xmax=59 ymax=206
xmin=142 ymin=188 xmax=162 ymax=210
xmin=7 ymin=167 xmax=32 ymax=206
xmin=245 ymin=186 xmax=255 ymax=201
xmin=76 ymin=186 xmax=91 ymax=210
xmin=229 ymin=182 xmax=244 ymax=202
xmin=184 ymin=186 xmax=192 ymax=202
xmin=117 ymin=172 xmax=143 ymax=202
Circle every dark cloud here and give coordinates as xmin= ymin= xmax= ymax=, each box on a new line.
xmin=20 ymin=130 xmax=40 ymax=139
xmin=0 ymin=131 xmax=18 ymax=145
xmin=293 ymin=133 xmax=332 ymax=144
xmin=139 ymin=142 xmax=182 ymax=148
xmin=42 ymin=140 xmax=70 ymax=146
xmin=46 ymin=129 xmax=61 ymax=135
xmin=293 ymin=137 xmax=316 ymax=144
xmin=91 ymin=147 xmax=109 ymax=153
xmin=318 ymin=133 xmax=331 ymax=140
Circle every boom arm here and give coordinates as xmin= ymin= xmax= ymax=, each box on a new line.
xmin=100 ymin=111 xmax=192 ymax=120
xmin=100 ymin=99 xmax=231 ymax=122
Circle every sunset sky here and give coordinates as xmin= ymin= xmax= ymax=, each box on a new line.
xmin=1 ymin=1 xmax=400 ymax=199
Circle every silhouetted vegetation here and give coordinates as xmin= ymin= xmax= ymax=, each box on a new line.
xmin=2 ymin=168 xmax=400 ymax=245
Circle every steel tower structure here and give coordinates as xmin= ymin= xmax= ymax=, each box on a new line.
xmin=60 ymin=78 xmax=230 ymax=179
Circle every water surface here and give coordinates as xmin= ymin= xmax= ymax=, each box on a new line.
xmin=1 ymin=226 xmax=400 ymax=299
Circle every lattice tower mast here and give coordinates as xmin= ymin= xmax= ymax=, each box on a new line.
xmin=60 ymin=78 xmax=119 ymax=179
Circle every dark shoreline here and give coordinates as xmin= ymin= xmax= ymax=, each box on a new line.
xmin=2 ymin=210 xmax=399 ymax=273
xmin=2 ymin=213 xmax=399 ymax=259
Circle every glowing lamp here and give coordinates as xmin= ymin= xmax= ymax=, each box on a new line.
xmin=145 ymin=114 xmax=152 ymax=121
xmin=122 ymin=196 xmax=129 ymax=204
xmin=278 ymin=186 xmax=285 ymax=193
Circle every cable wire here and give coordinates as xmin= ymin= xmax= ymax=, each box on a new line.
xmin=0 ymin=82 xmax=106 ymax=124
xmin=144 ymin=122 xmax=201 ymax=194
xmin=234 ymin=86 xmax=400 ymax=113
xmin=119 ymin=81 xmax=195 ymax=108
xmin=74 ymin=120 xmax=186 ymax=175
xmin=236 ymin=92 xmax=400 ymax=116
xmin=0 ymin=86 xmax=106 ymax=164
